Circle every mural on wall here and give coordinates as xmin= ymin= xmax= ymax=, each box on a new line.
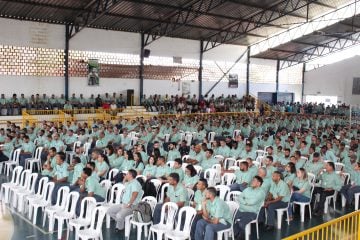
xmin=88 ymin=59 xmax=100 ymax=86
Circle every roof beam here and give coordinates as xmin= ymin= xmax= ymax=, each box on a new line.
xmin=251 ymin=1 xmax=360 ymax=56
xmin=280 ymin=32 xmax=360 ymax=69
xmin=0 ymin=0 xmax=84 ymax=12
xmin=228 ymin=0 xmax=307 ymax=20
xmin=67 ymin=0 xmax=125 ymax=39
xmin=143 ymin=0 xmax=227 ymax=46
xmin=202 ymin=0 xmax=319 ymax=52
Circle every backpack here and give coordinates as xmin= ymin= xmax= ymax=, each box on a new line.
xmin=132 ymin=202 xmax=152 ymax=223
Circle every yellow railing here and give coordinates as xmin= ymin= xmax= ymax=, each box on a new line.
xmin=283 ymin=210 xmax=360 ymax=240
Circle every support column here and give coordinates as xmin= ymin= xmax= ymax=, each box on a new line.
xmin=199 ymin=40 xmax=203 ymax=98
xmin=301 ymin=63 xmax=306 ymax=103
xmin=246 ymin=47 xmax=250 ymax=95
xmin=64 ymin=24 xmax=70 ymax=100
xmin=276 ymin=59 xmax=280 ymax=93
xmin=140 ymin=33 xmax=145 ymax=104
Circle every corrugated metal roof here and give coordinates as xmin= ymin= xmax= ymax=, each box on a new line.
xmin=0 ymin=0 xmax=355 ymax=53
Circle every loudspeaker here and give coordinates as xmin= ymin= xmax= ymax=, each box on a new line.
xmin=127 ymin=89 xmax=134 ymax=105
xmin=144 ymin=49 xmax=151 ymax=58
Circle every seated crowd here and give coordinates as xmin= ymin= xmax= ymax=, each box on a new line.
xmin=0 ymin=112 xmax=359 ymax=239
xmin=0 ymin=92 xmax=128 ymax=115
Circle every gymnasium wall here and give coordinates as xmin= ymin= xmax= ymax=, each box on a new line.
xmin=304 ymin=56 xmax=360 ymax=105
xmin=0 ymin=18 xmax=302 ymax=103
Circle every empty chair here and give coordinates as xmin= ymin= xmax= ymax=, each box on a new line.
xmin=25 ymin=146 xmax=44 ymax=172
xmin=51 ymin=191 xmax=80 ymax=239
xmin=42 ymin=186 xmax=70 ymax=230
xmin=164 ymin=206 xmax=197 ymax=240
xmin=0 ymin=166 xmax=23 ymax=204
xmin=67 ymin=197 xmax=97 ymax=240
xmin=214 ymin=155 xmax=225 ymax=163
xmin=307 ymin=173 xmax=316 ymax=184
xmin=4 ymin=148 xmax=21 ymax=176
xmin=24 ymin=177 xmax=49 ymax=215
xmin=125 ymin=196 xmax=158 ymax=240
xmin=148 ymin=202 xmax=178 ymax=240
xmin=215 ymin=185 xmax=231 ymax=200
xmin=97 ymin=179 xmax=113 ymax=204
xmin=187 ymin=188 xmax=195 ymax=202
xmin=8 ymin=169 xmax=32 ymax=208
xmin=216 ymin=201 xmax=239 ymax=240
xmin=28 ymin=181 xmax=55 ymax=225
xmin=212 ymin=164 xmax=222 ymax=184
xmin=76 ymin=206 xmax=107 ymax=240
xmin=14 ymin=172 xmax=38 ymax=213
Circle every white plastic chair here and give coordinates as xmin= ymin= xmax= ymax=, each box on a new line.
xmin=242 ymin=201 xmax=264 ymax=240
xmin=23 ymin=177 xmax=49 ymax=214
xmin=83 ymin=142 xmax=91 ymax=156
xmin=215 ymin=185 xmax=231 ymax=200
xmin=125 ymin=196 xmax=158 ymax=240
xmin=8 ymin=169 xmax=32 ymax=208
xmin=217 ymin=201 xmax=239 ymax=240
xmin=166 ymin=161 xmax=175 ymax=168
xmin=158 ymin=183 xmax=170 ymax=203
xmin=193 ymin=165 xmax=203 ymax=175
xmin=221 ymin=173 xmax=236 ymax=186
xmin=307 ymin=173 xmax=316 ymax=184
xmin=0 ymin=166 xmax=23 ymax=204
xmin=103 ymin=183 xmax=125 ymax=228
xmin=293 ymin=186 xmax=314 ymax=222
xmin=98 ymin=179 xmax=113 ymax=205
xmin=181 ymin=155 xmax=190 ymax=162
xmin=148 ymin=202 xmax=178 ymax=240
xmin=256 ymin=150 xmax=265 ymax=157
xmin=164 ymin=134 xmax=170 ymax=143
xmin=14 ymin=172 xmax=38 ymax=213
xmin=181 ymin=163 xmax=189 ymax=171
xmin=164 ymin=206 xmax=197 ymax=240
xmin=67 ymin=197 xmax=97 ymax=240
xmin=107 ymin=168 xmax=119 ymax=181
xmin=213 ymin=164 xmax=222 ymax=184
xmin=4 ymin=148 xmax=21 ymax=176
xmin=214 ymin=155 xmax=225 ymax=163
xmin=335 ymin=162 xmax=345 ymax=171
xmin=43 ymin=186 xmax=70 ymax=230
xmin=25 ymin=147 xmax=44 ymax=172
xmin=226 ymin=191 xmax=242 ymax=201
xmin=204 ymin=169 xmax=217 ymax=187
xmin=208 ymin=132 xmax=216 ymax=142
xmin=354 ymin=192 xmax=360 ymax=210
xmin=77 ymin=206 xmax=107 ymax=240
xmin=150 ymin=179 xmax=162 ymax=198
xmin=52 ymin=191 xmax=80 ymax=239
xmin=224 ymin=158 xmax=236 ymax=170
xmin=232 ymin=130 xmax=241 ymax=139
xmin=186 ymin=188 xmax=194 ymax=202
xmin=274 ymin=200 xmax=291 ymax=229
xmin=28 ymin=181 xmax=55 ymax=225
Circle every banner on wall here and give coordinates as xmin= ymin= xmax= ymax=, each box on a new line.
xmin=182 ymin=81 xmax=191 ymax=95
xmin=228 ymin=74 xmax=238 ymax=88
xmin=88 ymin=59 xmax=100 ymax=86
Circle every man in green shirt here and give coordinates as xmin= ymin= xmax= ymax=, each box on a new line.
xmin=195 ymin=187 xmax=231 ymax=240
xmin=190 ymin=178 xmax=208 ymax=239
xmin=75 ymin=167 xmax=106 ymax=215
xmin=107 ymin=169 xmax=142 ymax=230
xmin=153 ymin=173 xmax=187 ymax=224
xmin=233 ymin=176 xmax=266 ymax=238
xmin=229 ymin=161 xmax=253 ymax=191
xmin=259 ymin=171 xmax=291 ymax=231
xmin=166 ymin=142 xmax=181 ymax=162
xmin=312 ymin=161 xmax=342 ymax=216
